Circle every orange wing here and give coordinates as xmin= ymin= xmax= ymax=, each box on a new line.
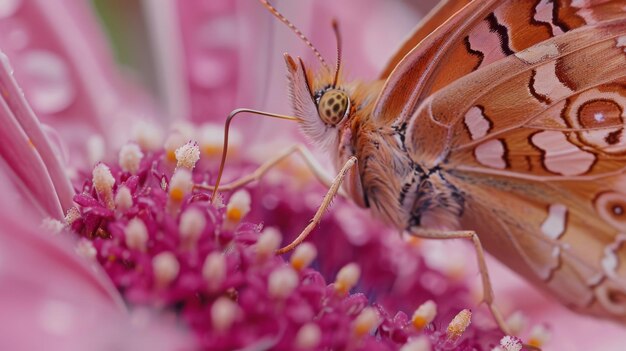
xmin=450 ymin=171 xmax=626 ymax=322
xmin=378 ymin=0 xmax=473 ymax=79
xmin=374 ymin=0 xmax=626 ymax=125
xmin=397 ymin=6 xmax=626 ymax=321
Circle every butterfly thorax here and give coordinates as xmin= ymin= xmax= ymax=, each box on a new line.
xmin=337 ymin=100 xmax=465 ymax=232
xmin=286 ymin=58 xmax=464 ymax=232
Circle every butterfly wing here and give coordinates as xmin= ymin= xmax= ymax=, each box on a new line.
xmin=379 ymin=0 xmax=473 ymax=79
xmin=373 ymin=0 xmax=626 ymax=125
xmin=452 ymin=172 xmax=626 ymax=320
xmin=401 ymin=12 xmax=626 ymax=320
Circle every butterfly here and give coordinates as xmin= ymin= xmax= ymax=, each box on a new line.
xmin=206 ymin=0 xmax=626 ymax=337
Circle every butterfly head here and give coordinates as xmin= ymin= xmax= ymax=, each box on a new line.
xmin=317 ymin=89 xmax=350 ymax=126
xmin=284 ymin=53 xmax=353 ymax=149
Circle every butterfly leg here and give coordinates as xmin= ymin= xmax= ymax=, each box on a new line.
xmin=276 ymin=156 xmax=358 ymax=254
xmin=195 ymin=144 xmax=347 ymax=197
xmin=407 ymin=228 xmax=511 ymax=335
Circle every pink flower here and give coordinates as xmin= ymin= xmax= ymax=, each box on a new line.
xmin=69 ymin=144 xmax=508 ymax=350
xmin=0 ymin=198 xmax=191 ymax=350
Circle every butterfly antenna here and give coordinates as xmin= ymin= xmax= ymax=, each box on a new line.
xmin=259 ymin=0 xmax=329 ymax=70
xmin=332 ymin=19 xmax=342 ymax=87
xmin=210 ymin=108 xmax=300 ymax=202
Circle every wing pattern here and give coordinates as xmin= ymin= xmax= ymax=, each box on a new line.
xmin=391 ymin=0 xmax=626 ymax=321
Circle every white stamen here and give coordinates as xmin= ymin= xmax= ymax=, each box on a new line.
xmin=86 ymin=135 xmax=105 ymax=165
xmin=202 ymin=252 xmax=226 ymax=291
xmin=75 ymin=238 xmax=97 ymax=260
xmin=199 ymin=123 xmax=242 ymax=157
xmin=224 ymin=189 xmax=251 ymax=230
xmin=499 ymin=336 xmax=522 ymax=351
xmin=446 ymin=309 xmax=472 ymax=340
xmin=399 ymin=336 xmax=431 ymax=351
xmin=169 ymin=169 xmax=193 ymax=202
xmin=64 ymin=207 xmax=80 ymax=225
xmin=528 ymin=325 xmax=551 ymax=348
xmin=175 ymin=140 xmax=200 ymax=170
xmin=133 ymin=121 xmax=163 ymax=151
xmin=211 ymin=297 xmax=239 ymax=331
xmin=335 ymin=262 xmax=361 ymax=294
xmin=352 ymin=307 xmax=379 ymax=337
xmin=179 ymin=207 xmax=206 ymax=248
xmin=290 ymin=242 xmax=317 ymax=270
xmin=92 ymin=163 xmax=115 ymax=209
xmin=170 ymin=121 xmax=195 ymax=141
xmin=152 ymin=251 xmax=179 ymax=287
xmin=118 ymin=143 xmax=144 ymax=174
xmin=125 ymin=217 xmax=148 ymax=252
xmin=41 ymin=218 xmax=65 ymax=235
xmin=505 ymin=311 xmax=527 ymax=336
xmin=115 ymin=186 xmax=133 ymax=211
xmin=411 ymin=300 xmax=437 ymax=329
xmin=295 ymin=323 xmax=321 ymax=349
xmin=256 ymin=227 xmax=282 ymax=259
xmin=268 ymin=266 xmax=299 ymax=299
xmin=164 ymin=133 xmax=186 ymax=162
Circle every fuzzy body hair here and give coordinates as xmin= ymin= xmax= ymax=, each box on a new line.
xmin=284 ymin=55 xmax=463 ymax=231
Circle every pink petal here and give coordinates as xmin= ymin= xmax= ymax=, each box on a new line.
xmin=0 ymin=52 xmax=74 ymax=213
xmin=0 ymin=208 xmax=121 ymax=348
xmin=0 ymin=0 xmax=157 ymax=164
xmin=146 ymin=0 xmax=334 ymax=123
xmin=0 ymin=205 xmax=193 ymax=350
xmin=0 ymin=59 xmax=62 ymax=218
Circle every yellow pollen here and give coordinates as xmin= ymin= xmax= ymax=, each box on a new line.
xmin=412 ymin=316 xmax=427 ymax=330
xmin=166 ymin=150 xmax=177 ymax=162
xmin=108 ymin=255 xmax=116 ymax=262
xmin=528 ymin=338 xmax=542 ymax=348
xmin=170 ymin=188 xmax=185 ymax=202
xmin=352 ymin=308 xmax=378 ymax=338
xmin=335 ymin=282 xmax=348 ymax=295
xmin=353 ymin=322 xmax=370 ymax=337
xmin=203 ymin=145 xmax=222 ymax=157
xmin=291 ymin=258 xmax=305 ymax=271
xmin=406 ymin=236 xmax=422 ymax=247
xmin=226 ymin=207 xmax=243 ymax=223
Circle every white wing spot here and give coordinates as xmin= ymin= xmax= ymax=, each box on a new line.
xmin=531 ymin=131 xmax=595 ymax=175
xmin=516 ymin=42 xmax=560 ymax=64
xmin=541 ymin=204 xmax=567 ymax=240
xmin=618 ymin=36 xmax=626 ymax=53
xmin=464 ymin=106 xmax=491 ymax=140
xmin=601 ymin=233 xmax=626 ymax=278
xmin=594 ymin=112 xmax=605 ymax=122
xmin=532 ymin=61 xmax=573 ymax=102
xmin=474 ymin=139 xmax=507 ymax=169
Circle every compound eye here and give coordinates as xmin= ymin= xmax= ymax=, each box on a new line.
xmin=317 ymin=89 xmax=350 ymax=125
